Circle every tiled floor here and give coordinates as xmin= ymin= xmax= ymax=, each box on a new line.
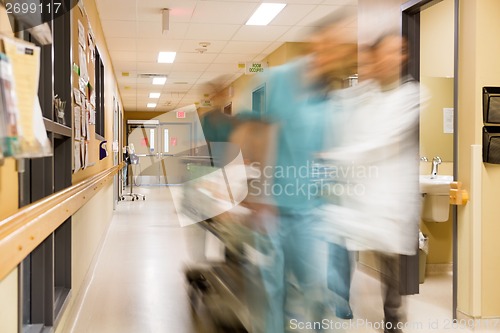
xmin=69 ymin=187 xmax=477 ymax=333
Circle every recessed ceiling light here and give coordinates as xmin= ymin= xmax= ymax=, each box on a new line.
xmin=152 ymin=77 xmax=167 ymax=85
xmin=149 ymin=92 xmax=161 ymax=98
xmin=147 ymin=103 xmax=157 ymax=108
xmin=158 ymin=51 xmax=176 ymax=63
xmin=246 ymin=3 xmax=286 ymax=26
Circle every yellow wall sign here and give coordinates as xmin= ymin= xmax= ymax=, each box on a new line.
xmin=246 ymin=62 xmax=267 ymax=74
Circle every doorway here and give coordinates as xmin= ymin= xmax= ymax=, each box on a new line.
xmin=252 ymin=84 xmax=266 ymax=115
xmin=402 ymin=0 xmax=458 ymax=318
xmin=127 ymin=121 xmax=193 ymax=185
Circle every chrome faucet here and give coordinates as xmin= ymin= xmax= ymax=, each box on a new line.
xmin=431 ymin=156 xmax=442 ymax=179
xmin=420 ymin=156 xmax=428 ymax=162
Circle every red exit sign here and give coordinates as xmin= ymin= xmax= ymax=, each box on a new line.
xmin=176 ymin=111 xmax=186 ymax=119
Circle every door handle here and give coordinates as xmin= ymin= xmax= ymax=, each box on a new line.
xmin=450 ymin=181 xmax=469 ymax=205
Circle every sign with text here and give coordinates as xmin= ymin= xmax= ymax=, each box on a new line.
xmin=200 ymin=100 xmax=212 ymax=107
xmin=176 ymin=111 xmax=186 ymax=119
xmin=246 ymin=62 xmax=267 ymax=75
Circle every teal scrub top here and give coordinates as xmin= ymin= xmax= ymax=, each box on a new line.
xmin=264 ymin=59 xmax=334 ymax=211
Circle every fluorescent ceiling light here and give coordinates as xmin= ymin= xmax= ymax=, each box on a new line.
xmin=149 ymin=92 xmax=161 ymax=98
xmin=158 ymin=51 xmax=176 ymax=63
xmin=152 ymin=77 xmax=167 ymax=85
xmin=147 ymin=103 xmax=157 ymax=108
xmin=246 ymin=3 xmax=286 ymax=26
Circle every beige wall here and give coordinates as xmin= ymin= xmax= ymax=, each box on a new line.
xmin=56 ymin=183 xmax=114 ymax=333
xmin=0 ymin=269 xmax=17 ymax=333
xmin=473 ymin=0 xmax=500 ymax=318
xmin=458 ymin=0 xmax=500 ymax=318
xmin=419 ymin=77 xmax=454 ymax=162
xmin=420 ymin=0 xmax=454 ymax=78
xmin=420 ymin=0 xmax=454 ymax=162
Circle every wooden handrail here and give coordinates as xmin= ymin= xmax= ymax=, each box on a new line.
xmin=0 ymin=164 xmax=123 ymax=281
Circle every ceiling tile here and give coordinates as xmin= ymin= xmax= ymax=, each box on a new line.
xmin=101 ymin=20 xmax=137 ymax=38
xmin=273 ymin=0 xmax=323 ymax=3
xmin=222 ymin=41 xmax=271 ymax=54
xmin=137 ymin=0 xmax=198 ymax=22
xmin=106 ymin=38 xmax=137 ymax=52
xmin=136 ymin=51 xmax=163 ymax=63
xmin=96 ymin=0 xmax=137 ymax=20
xmin=190 ymin=2 xmax=258 ymax=24
xmin=166 ymin=72 xmax=203 ymax=80
xmin=113 ymin=62 xmax=138 ymax=71
xmin=322 ymin=0 xmax=357 ymax=5
xmin=117 ymin=77 xmax=142 ymax=85
xmin=135 ymin=62 xmax=173 ymax=74
xmin=109 ymin=50 xmax=137 ymax=62
xmin=171 ymin=63 xmax=210 ymax=72
xmin=136 ymin=39 xmax=183 ymax=53
xmin=175 ymin=52 xmax=218 ymax=64
xmin=137 ymin=21 xmax=190 ymax=40
xmin=213 ymin=53 xmax=257 ymax=64
xmin=277 ymin=26 xmax=311 ymax=42
xmin=232 ymin=26 xmax=290 ymax=42
xmin=185 ymin=24 xmax=240 ymax=41
xmin=179 ymin=40 xmax=227 ymax=53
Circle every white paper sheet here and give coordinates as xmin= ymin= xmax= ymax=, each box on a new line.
xmin=74 ymin=106 xmax=81 ymax=141
xmin=73 ymin=88 xmax=82 ymax=106
xmin=74 ymin=141 xmax=81 ymax=171
xmin=443 ymin=108 xmax=454 ymax=134
xmin=78 ymin=20 xmax=86 ymax=49
xmin=78 ymin=45 xmax=89 ymax=85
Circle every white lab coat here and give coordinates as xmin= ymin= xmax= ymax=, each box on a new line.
xmin=318 ymin=79 xmax=422 ymax=255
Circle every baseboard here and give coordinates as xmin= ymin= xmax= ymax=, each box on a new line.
xmin=456 ymin=310 xmax=500 ymax=331
xmin=426 ymin=263 xmax=452 ymax=276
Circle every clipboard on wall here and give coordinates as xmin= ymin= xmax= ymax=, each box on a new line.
xmin=0 ymin=34 xmax=51 ymax=157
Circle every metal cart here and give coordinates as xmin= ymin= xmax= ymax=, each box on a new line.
xmin=120 ymin=146 xmax=145 ymax=201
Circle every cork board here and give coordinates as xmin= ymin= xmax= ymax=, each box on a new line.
xmin=71 ymin=3 xmax=97 ymax=172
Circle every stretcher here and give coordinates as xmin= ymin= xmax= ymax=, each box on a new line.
xmin=181 ymin=158 xmax=266 ymax=333
xmin=184 ymin=217 xmax=270 ymax=333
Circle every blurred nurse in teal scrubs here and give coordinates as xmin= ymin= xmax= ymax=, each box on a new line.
xmin=245 ymin=7 xmax=358 ymax=333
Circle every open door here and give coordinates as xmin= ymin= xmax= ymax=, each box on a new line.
xmin=402 ymin=0 xmax=459 ymax=318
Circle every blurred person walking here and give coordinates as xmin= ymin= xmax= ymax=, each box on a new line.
xmin=246 ymin=7 xmax=359 ymax=333
xmin=318 ymin=32 xmax=422 ymax=333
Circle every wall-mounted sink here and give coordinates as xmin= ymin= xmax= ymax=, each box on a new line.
xmin=420 ymin=175 xmax=453 ymax=222
xmin=419 ymin=175 xmax=454 ymax=195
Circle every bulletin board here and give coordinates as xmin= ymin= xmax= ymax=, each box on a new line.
xmin=71 ymin=2 xmax=97 ymax=172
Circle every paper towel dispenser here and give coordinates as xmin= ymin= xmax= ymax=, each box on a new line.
xmin=483 ymin=87 xmax=500 ymax=124
xmin=483 ymin=126 xmax=500 ymax=163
